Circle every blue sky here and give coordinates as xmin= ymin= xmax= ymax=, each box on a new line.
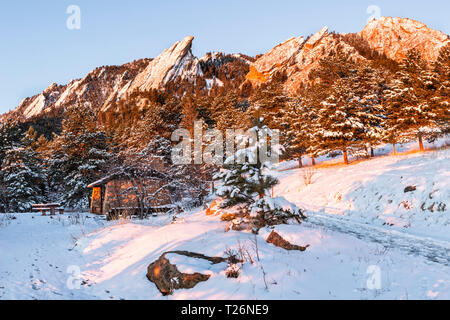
xmin=1 ymin=0 xmax=449 ymax=114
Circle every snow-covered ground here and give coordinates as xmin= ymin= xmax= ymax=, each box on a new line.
xmin=0 ymin=147 xmax=448 ymax=300
xmin=275 ymin=146 xmax=450 ymax=241
xmin=0 ymin=210 xmax=448 ymax=299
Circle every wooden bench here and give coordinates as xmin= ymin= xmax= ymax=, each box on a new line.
xmin=32 ymin=204 xmax=64 ymax=216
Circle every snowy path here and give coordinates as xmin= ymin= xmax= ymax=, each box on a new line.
xmin=0 ymin=214 xmax=103 ymax=300
xmin=304 ymin=212 xmax=450 ymax=266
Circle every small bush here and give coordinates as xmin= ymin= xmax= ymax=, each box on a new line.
xmin=68 ymin=213 xmax=86 ymax=225
xmin=224 ymin=240 xmax=256 ymax=279
xmin=250 ymin=197 xmax=305 ymax=231
xmin=303 ymin=168 xmax=316 ymax=186
xmin=225 ymin=263 xmax=241 ymax=278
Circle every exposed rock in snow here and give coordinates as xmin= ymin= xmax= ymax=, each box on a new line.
xmin=360 ymin=17 xmax=450 ymax=62
xmin=146 ymin=251 xmax=228 ymax=295
xmin=266 ymin=230 xmax=309 ymax=251
xmin=205 ymin=77 xmax=224 ymax=89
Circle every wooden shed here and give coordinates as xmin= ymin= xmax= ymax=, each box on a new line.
xmin=88 ymin=172 xmax=172 ymax=215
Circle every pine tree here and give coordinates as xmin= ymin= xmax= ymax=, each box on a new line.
xmin=301 ymin=83 xmax=329 ymax=165
xmin=315 ymin=78 xmax=367 ymax=164
xmin=0 ymin=120 xmax=23 ymax=165
xmin=49 ymin=105 xmax=112 ymax=208
xmin=384 ymin=49 xmax=439 ymax=152
xmin=0 ymin=121 xmax=27 ymax=211
xmin=433 ymin=44 xmax=450 ymax=135
xmin=213 ymin=162 xmax=253 ymax=208
xmin=215 ymin=118 xmax=304 ymax=230
xmin=214 ymin=118 xmax=279 ymax=208
xmin=351 ymin=63 xmax=389 ymax=157
xmin=307 ymin=48 xmax=382 ymax=164
xmin=180 ymin=94 xmax=198 ymax=136
xmin=277 ymin=93 xmax=314 ymax=167
xmin=0 ymin=128 xmax=46 ymax=212
xmin=247 ymin=83 xmax=289 ymax=130
xmin=211 ymin=90 xmax=250 ymax=132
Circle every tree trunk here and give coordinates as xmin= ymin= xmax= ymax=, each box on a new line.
xmin=311 ymin=156 xmax=316 ymax=166
xmin=370 ymin=147 xmax=374 ymax=158
xmin=138 ymin=197 xmax=144 ymax=220
xmin=343 ymin=148 xmax=349 ymax=165
xmin=418 ymin=134 xmax=424 ymax=152
xmin=392 ymin=144 xmax=397 ymax=155
xmin=298 ymin=156 xmax=303 ymax=168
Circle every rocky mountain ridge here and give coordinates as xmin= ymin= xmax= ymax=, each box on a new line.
xmin=3 ymin=16 xmax=448 ymax=121
xmin=247 ymin=17 xmax=449 ymax=93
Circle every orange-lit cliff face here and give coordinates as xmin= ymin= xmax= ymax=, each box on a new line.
xmin=360 ymin=17 xmax=450 ymax=63
xmin=245 ymin=17 xmax=450 ymax=93
xmin=245 ymin=26 xmax=364 ymax=92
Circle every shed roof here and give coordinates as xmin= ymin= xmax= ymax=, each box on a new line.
xmin=87 ymin=172 xmax=123 ymax=188
xmin=88 ymin=167 xmax=167 ymax=188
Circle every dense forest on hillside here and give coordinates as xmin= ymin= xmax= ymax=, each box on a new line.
xmin=0 ymin=42 xmax=448 ymax=213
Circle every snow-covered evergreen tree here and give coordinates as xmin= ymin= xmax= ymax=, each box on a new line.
xmin=307 ymin=49 xmax=386 ymax=163
xmin=433 ymin=44 xmax=450 ymax=135
xmin=0 ymin=127 xmax=46 ymax=212
xmin=214 ymin=118 xmax=279 ymax=208
xmin=384 ymin=49 xmax=440 ymax=152
xmin=49 ymin=104 xmax=112 ymax=208
xmin=247 ymin=83 xmax=289 ymax=130
xmin=0 ymin=121 xmax=26 ymax=211
xmin=351 ymin=63 xmax=389 ymax=157
xmin=213 ymin=161 xmax=253 ymax=208
xmin=250 ymin=196 xmax=305 ymax=229
xmin=215 ymin=118 xmax=304 ymax=230
xmin=0 ymin=120 xmax=23 ymax=164
xmin=309 ymin=77 xmax=367 ymax=164
xmin=278 ymin=94 xmax=314 ymax=167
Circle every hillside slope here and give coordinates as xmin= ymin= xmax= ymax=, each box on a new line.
xmin=275 ymin=146 xmax=450 ymax=241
